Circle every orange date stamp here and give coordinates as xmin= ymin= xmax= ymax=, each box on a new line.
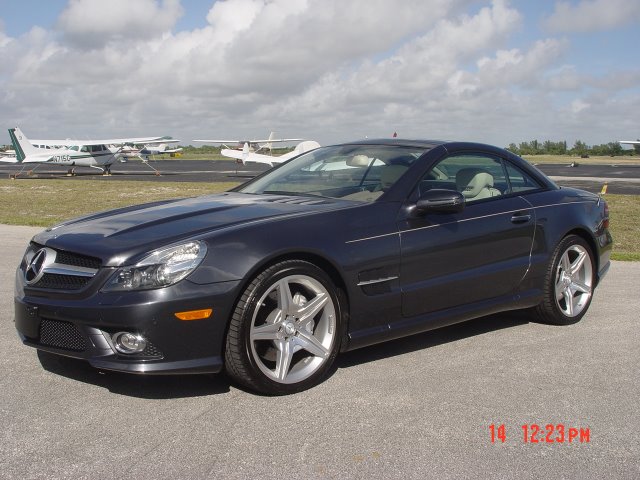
xmin=490 ymin=424 xmax=591 ymax=444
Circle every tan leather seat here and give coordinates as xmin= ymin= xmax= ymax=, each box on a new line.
xmin=455 ymin=168 xmax=501 ymax=201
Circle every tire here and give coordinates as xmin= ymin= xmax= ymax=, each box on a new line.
xmin=534 ymin=234 xmax=595 ymax=325
xmin=225 ymin=260 xmax=343 ymax=395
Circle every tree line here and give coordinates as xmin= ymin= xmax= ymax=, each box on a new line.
xmin=506 ymin=140 xmax=638 ymax=157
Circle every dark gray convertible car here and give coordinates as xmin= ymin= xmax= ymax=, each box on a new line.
xmin=14 ymin=140 xmax=612 ymax=394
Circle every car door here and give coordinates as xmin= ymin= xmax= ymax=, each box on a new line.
xmin=399 ymin=151 xmax=537 ymax=318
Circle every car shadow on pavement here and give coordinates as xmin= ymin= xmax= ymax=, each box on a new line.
xmin=36 ymin=351 xmax=231 ymax=398
xmin=35 ymin=310 xmax=530 ymax=398
xmin=336 ymin=310 xmax=530 ymax=369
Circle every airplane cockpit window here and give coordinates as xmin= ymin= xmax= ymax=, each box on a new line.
xmin=69 ymin=146 xmax=79 ymax=151
xmin=80 ymin=146 xmax=89 ymax=152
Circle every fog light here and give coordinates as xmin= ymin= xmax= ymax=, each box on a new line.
xmin=112 ymin=332 xmax=147 ymax=354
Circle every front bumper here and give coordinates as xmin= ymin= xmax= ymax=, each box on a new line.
xmin=15 ymin=273 xmax=241 ymax=375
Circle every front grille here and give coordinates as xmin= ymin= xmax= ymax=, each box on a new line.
xmin=32 ymin=273 xmax=92 ymax=290
xmin=31 ymin=242 xmax=102 ymax=269
xmin=39 ymin=319 xmax=87 ymax=352
xmin=55 ymin=250 xmax=101 ymax=269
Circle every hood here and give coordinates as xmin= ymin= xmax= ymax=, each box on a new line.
xmin=33 ymin=192 xmax=346 ymax=266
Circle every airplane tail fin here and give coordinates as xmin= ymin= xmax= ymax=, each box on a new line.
xmin=242 ymin=142 xmax=250 ymax=163
xmin=8 ymin=127 xmax=38 ymax=162
xmin=265 ymin=131 xmax=275 ymax=153
xmin=292 ymin=140 xmax=321 ymax=155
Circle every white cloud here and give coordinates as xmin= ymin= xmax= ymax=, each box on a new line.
xmin=570 ymin=98 xmax=590 ymax=113
xmin=0 ymin=29 xmax=10 ymax=49
xmin=473 ymin=39 xmax=567 ymax=88
xmin=206 ymin=0 xmax=273 ymax=41
xmin=0 ymin=0 xmax=638 ymax=147
xmin=545 ymin=0 xmax=640 ymax=33
xmin=57 ymin=0 xmax=184 ymax=48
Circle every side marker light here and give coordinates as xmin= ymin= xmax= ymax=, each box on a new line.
xmin=175 ymin=309 xmax=213 ymax=321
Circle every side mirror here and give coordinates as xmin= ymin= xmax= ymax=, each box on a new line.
xmin=414 ymin=189 xmax=465 ymax=214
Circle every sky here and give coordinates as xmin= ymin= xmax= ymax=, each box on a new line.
xmin=0 ymin=0 xmax=639 ymax=147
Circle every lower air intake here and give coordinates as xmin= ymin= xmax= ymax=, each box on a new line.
xmin=39 ymin=319 xmax=87 ymax=352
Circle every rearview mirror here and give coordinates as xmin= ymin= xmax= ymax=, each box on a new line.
xmin=414 ymin=189 xmax=465 ymax=214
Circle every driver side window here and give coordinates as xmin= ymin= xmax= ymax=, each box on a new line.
xmin=419 ymin=154 xmax=505 ymax=203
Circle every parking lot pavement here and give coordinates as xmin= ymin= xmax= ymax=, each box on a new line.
xmin=1 ymin=224 xmax=638 ymax=479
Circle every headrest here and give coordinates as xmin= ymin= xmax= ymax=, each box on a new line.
xmin=347 ymin=154 xmax=373 ymax=167
xmin=456 ymin=168 xmax=494 ymax=198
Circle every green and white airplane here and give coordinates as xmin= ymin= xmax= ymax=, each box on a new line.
xmin=5 ymin=127 xmax=172 ymax=175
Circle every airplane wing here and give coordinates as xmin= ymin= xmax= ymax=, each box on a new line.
xmin=30 ymin=136 xmax=169 ymax=147
xmin=223 ymin=150 xmax=278 ymax=166
xmin=255 ymin=138 xmax=304 ymax=143
xmin=139 ymin=139 xmax=180 ymax=146
xmin=193 ymin=138 xmax=303 ymax=144
xmin=619 ymin=140 xmax=640 ymax=145
xmin=0 ymin=154 xmax=18 ymax=163
xmin=220 ymin=148 xmax=248 ymax=162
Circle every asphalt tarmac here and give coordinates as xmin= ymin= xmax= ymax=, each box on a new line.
xmin=1 ymin=159 xmax=640 ymax=195
xmin=1 ymin=225 xmax=638 ymax=479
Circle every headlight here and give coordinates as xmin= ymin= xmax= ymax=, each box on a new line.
xmin=102 ymin=241 xmax=207 ymax=292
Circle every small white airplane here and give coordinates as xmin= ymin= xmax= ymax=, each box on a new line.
xmin=0 ymin=148 xmax=17 ymax=163
xmin=619 ymin=140 xmax=640 ymax=149
xmin=193 ymin=132 xmax=304 ymax=153
xmin=5 ymin=127 xmax=170 ymax=175
xmin=114 ymin=140 xmax=180 ymax=161
xmin=221 ymin=140 xmax=321 ymax=166
xmin=138 ymin=142 xmax=183 ymax=160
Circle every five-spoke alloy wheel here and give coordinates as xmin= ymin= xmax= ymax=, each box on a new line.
xmin=225 ymin=260 xmax=343 ymax=395
xmin=535 ymin=234 xmax=595 ymax=325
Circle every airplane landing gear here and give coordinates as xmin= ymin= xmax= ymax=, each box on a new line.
xmin=142 ymin=161 xmax=161 ymax=176
xmin=11 ymin=164 xmax=40 ymax=178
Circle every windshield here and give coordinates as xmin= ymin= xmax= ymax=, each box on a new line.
xmin=238 ymin=144 xmax=428 ymax=202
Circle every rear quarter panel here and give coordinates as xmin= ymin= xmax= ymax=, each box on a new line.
xmin=519 ymin=187 xmax=612 ymax=292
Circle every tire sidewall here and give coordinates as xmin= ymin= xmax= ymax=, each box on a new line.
xmin=545 ymin=235 xmax=595 ymax=325
xmin=234 ymin=260 xmax=343 ymax=395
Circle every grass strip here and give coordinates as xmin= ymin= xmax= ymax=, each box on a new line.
xmin=0 ymin=180 xmax=637 ymax=260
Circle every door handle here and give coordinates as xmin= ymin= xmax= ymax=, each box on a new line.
xmin=511 ymin=213 xmax=532 ymax=224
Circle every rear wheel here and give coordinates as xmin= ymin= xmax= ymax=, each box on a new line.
xmin=225 ymin=260 xmax=343 ymax=395
xmin=534 ymin=234 xmax=595 ymax=325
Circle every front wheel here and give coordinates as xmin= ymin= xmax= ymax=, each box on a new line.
xmin=225 ymin=260 xmax=343 ymax=395
xmin=534 ymin=234 xmax=595 ymax=325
